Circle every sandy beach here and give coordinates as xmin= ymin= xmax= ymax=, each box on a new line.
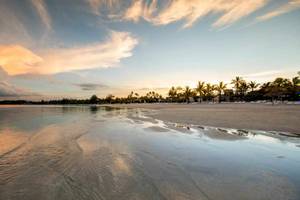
xmin=1 ymin=106 xmax=300 ymax=200
xmin=110 ymin=103 xmax=300 ymax=134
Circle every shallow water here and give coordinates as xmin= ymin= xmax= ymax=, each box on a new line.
xmin=0 ymin=105 xmax=300 ymax=200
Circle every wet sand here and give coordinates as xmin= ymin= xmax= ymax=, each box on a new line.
xmin=110 ymin=103 xmax=300 ymax=134
xmin=1 ymin=106 xmax=300 ymax=200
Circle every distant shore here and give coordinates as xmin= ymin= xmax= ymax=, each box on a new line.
xmin=110 ymin=103 xmax=300 ymax=134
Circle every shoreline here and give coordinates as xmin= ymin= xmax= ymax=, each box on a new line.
xmin=1 ymin=103 xmax=299 ymax=134
xmin=109 ymin=103 xmax=300 ymax=134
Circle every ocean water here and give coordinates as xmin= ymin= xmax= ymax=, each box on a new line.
xmin=0 ymin=105 xmax=300 ymax=200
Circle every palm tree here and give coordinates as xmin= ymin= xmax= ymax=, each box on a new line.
xmin=240 ymin=81 xmax=249 ymax=97
xmin=134 ymin=92 xmax=140 ymax=103
xmin=195 ymin=81 xmax=205 ymax=103
xmin=264 ymin=78 xmax=290 ymax=103
xmin=168 ymin=86 xmax=177 ymax=102
xmin=291 ymin=76 xmax=300 ymax=88
xmin=231 ymin=76 xmax=243 ymax=95
xmin=216 ymin=81 xmax=227 ymax=103
xmin=89 ymin=94 xmax=98 ymax=104
xmin=204 ymin=83 xmax=215 ymax=102
xmin=146 ymin=91 xmax=161 ymax=103
xmin=183 ymin=86 xmax=193 ymax=103
xmin=105 ymin=94 xmax=115 ymax=104
xmin=176 ymin=86 xmax=183 ymax=101
xmin=127 ymin=91 xmax=134 ymax=103
xmin=249 ymin=81 xmax=260 ymax=92
xmin=290 ymin=76 xmax=300 ymax=100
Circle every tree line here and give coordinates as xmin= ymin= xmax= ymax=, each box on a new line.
xmin=166 ymin=75 xmax=299 ymax=103
xmin=1 ymin=73 xmax=299 ymax=105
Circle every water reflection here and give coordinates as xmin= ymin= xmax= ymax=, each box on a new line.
xmin=89 ymin=105 xmax=99 ymax=114
xmin=0 ymin=106 xmax=300 ymax=200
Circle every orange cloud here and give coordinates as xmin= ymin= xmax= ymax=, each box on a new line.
xmin=0 ymin=45 xmax=43 ymax=75
xmin=123 ymin=0 xmax=269 ymax=28
xmin=257 ymin=0 xmax=300 ymax=22
xmin=124 ymin=0 xmax=145 ymax=22
xmin=0 ymin=31 xmax=138 ymax=75
xmin=213 ymin=0 xmax=268 ymax=27
xmin=124 ymin=0 xmax=157 ymax=22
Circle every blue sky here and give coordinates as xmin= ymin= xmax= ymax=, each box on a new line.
xmin=0 ymin=0 xmax=299 ymax=99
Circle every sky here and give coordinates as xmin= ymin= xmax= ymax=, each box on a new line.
xmin=0 ymin=0 xmax=299 ymax=100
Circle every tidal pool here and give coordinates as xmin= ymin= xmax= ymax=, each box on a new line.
xmin=0 ymin=105 xmax=300 ymax=200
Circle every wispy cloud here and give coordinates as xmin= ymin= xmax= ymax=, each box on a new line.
xmin=124 ymin=0 xmax=157 ymax=22
xmin=0 ymin=2 xmax=30 ymax=44
xmin=75 ymin=83 xmax=108 ymax=91
xmin=0 ymin=81 xmax=35 ymax=97
xmin=138 ymin=87 xmax=169 ymax=91
xmin=0 ymin=0 xmax=52 ymax=44
xmin=0 ymin=66 xmax=38 ymax=98
xmin=0 ymin=66 xmax=8 ymax=80
xmin=30 ymin=0 xmax=52 ymax=30
xmin=212 ymin=0 xmax=269 ymax=28
xmin=86 ymin=0 xmax=300 ymax=28
xmin=122 ymin=0 xmax=269 ymax=28
xmin=124 ymin=0 xmax=145 ymax=22
xmin=257 ymin=0 xmax=300 ymax=22
xmin=244 ymin=70 xmax=282 ymax=77
xmin=0 ymin=31 xmax=138 ymax=75
xmin=87 ymin=0 xmax=122 ymax=15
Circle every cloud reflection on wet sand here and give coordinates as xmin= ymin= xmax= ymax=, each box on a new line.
xmin=0 ymin=106 xmax=299 ymax=200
